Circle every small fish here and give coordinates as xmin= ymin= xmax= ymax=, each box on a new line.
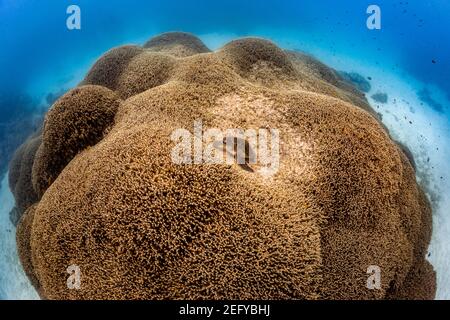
xmin=213 ymin=136 xmax=256 ymax=172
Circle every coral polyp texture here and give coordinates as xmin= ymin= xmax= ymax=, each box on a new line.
xmin=11 ymin=32 xmax=435 ymax=299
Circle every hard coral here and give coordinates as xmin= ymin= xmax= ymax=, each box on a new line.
xmin=12 ymin=32 xmax=435 ymax=299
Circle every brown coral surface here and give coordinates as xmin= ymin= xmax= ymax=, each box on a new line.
xmin=11 ymin=32 xmax=435 ymax=299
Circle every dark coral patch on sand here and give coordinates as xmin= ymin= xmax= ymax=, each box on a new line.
xmin=338 ymin=71 xmax=372 ymax=93
xmin=11 ymin=32 xmax=435 ymax=300
xmin=371 ymin=92 xmax=388 ymax=104
xmin=417 ymin=88 xmax=444 ymax=113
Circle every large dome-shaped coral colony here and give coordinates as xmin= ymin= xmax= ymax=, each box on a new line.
xmin=10 ymin=32 xmax=435 ymax=299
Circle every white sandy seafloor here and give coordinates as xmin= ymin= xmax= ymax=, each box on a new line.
xmin=0 ymin=34 xmax=449 ymax=300
xmin=372 ymin=80 xmax=450 ymax=300
xmin=321 ymin=55 xmax=450 ymax=300
xmin=0 ymin=174 xmax=39 ymax=299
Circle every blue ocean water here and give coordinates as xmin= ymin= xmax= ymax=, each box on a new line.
xmin=1 ymin=0 xmax=449 ymax=105
xmin=0 ymin=0 xmax=449 ymax=299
